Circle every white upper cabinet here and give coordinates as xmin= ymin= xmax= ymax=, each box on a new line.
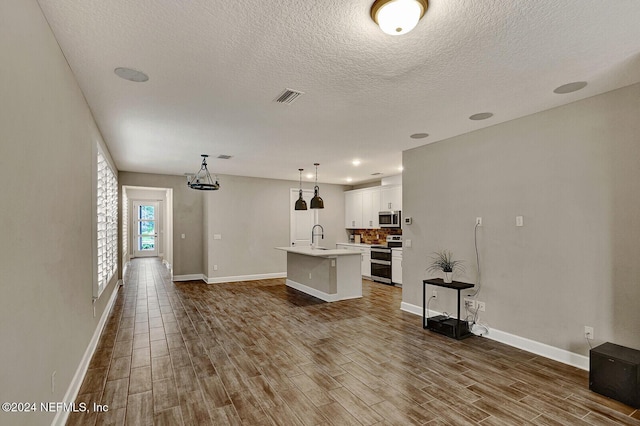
xmin=344 ymin=187 xmax=381 ymax=229
xmin=362 ymin=187 xmax=380 ymax=229
xmin=380 ymin=185 xmax=402 ymax=211
xmin=345 ymin=190 xmax=363 ymax=228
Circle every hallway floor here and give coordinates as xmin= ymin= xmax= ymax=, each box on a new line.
xmin=68 ymin=258 xmax=639 ymax=425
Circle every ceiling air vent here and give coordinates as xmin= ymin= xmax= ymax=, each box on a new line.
xmin=371 ymin=172 xmax=383 ymax=176
xmin=275 ymin=88 xmax=304 ymax=105
xmin=217 ymin=154 xmax=233 ymax=159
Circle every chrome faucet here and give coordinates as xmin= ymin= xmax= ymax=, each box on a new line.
xmin=311 ymin=224 xmax=324 ymax=247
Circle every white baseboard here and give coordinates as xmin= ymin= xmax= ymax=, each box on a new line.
xmin=205 ymin=272 xmax=286 ymax=284
xmin=53 ymin=280 xmax=121 ymax=426
xmin=400 ymin=301 xmax=589 ymax=371
xmin=172 ymin=274 xmax=205 ymax=282
xmin=173 ymin=272 xmax=287 ymax=284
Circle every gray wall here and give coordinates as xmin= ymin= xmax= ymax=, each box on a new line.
xmin=287 ymin=253 xmax=336 ymax=294
xmin=0 ymin=0 xmax=119 ymax=424
xmin=403 ymin=83 xmax=640 ymax=355
xmin=204 ymin=175 xmax=348 ymax=279
xmin=119 ymin=173 xmax=204 ymax=276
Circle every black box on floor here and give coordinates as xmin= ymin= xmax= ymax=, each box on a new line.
xmin=590 ymin=342 xmax=640 ymax=408
xmin=426 ymin=315 xmax=470 ymax=339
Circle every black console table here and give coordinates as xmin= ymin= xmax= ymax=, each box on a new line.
xmin=423 ymin=278 xmax=475 ymax=340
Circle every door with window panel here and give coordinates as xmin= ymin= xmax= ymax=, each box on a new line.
xmin=133 ymin=201 xmax=159 ymax=257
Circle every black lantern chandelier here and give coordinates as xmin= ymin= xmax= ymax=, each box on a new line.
xmin=187 ymin=154 xmax=220 ymax=191
xmin=310 ymin=163 xmax=324 ymax=209
xmin=294 ymin=168 xmax=308 ymax=210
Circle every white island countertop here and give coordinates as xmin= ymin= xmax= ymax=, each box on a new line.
xmin=275 ymin=246 xmax=361 ymax=257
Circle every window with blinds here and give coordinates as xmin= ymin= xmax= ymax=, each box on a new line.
xmin=97 ymin=147 xmax=118 ymax=295
xmin=122 ymin=189 xmax=128 ymax=257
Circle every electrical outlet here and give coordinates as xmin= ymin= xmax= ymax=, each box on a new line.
xmin=214 ymin=265 xmax=218 ymax=271
xmin=432 ymin=290 xmax=437 ymax=299
xmin=476 ymin=217 xmax=482 ymax=226
xmin=584 ymin=326 xmax=594 ymax=340
xmin=464 ymin=298 xmax=475 ymax=309
xmin=477 ymin=301 xmax=486 ymax=312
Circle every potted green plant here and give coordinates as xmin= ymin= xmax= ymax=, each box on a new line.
xmin=427 ymin=250 xmax=465 ymax=283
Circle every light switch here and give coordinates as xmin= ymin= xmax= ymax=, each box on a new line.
xmin=181 ymin=234 xmax=185 ymax=239
xmin=405 ymin=239 xmax=412 ymax=248
xmin=516 ymin=216 xmax=524 ymax=227
xmin=214 ymin=234 xmax=222 ymax=240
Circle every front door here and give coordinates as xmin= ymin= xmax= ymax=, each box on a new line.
xmin=133 ymin=201 xmax=159 ymax=257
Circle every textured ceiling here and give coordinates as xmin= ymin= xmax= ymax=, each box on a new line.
xmin=37 ymin=0 xmax=640 ymax=184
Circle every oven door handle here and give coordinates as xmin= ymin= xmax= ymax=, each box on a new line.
xmin=371 ymin=248 xmax=391 ymax=253
xmin=371 ymin=259 xmax=391 ymax=265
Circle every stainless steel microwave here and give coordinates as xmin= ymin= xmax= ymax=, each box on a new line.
xmin=379 ymin=211 xmax=401 ymax=228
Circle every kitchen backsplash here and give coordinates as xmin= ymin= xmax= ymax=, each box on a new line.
xmin=350 ymin=228 xmax=402 ymax=245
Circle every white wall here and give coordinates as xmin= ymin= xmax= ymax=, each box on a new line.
xmin=402 ymin=83 xmax=640 ymax=358
xmin=0 ymin=1 xmax=119 ymax=424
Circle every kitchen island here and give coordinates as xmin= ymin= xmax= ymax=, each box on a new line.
xmin=275 ymin=246 xmax=362 ymax=302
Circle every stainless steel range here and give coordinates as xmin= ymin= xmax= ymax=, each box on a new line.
xmin=370 ymin=235 xmax=402 ymax=285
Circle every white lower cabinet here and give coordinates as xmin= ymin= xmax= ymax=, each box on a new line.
xmin=337 ymin=244 xmax=372 ymax=280
xmin=361 ymin=251 xmax=371 ymax=278
xmin=391 ymin=249 xmax=402 ymax=285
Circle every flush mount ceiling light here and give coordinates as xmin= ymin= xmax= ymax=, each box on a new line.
xmin=553 ymin=81 xmax=588 ymax=94
xmin=370 ymin=0 xmax=428 ymax=36
xmin=352 ymin=159 xmax=361 ymax=166
xmin=295 ymin=169 xmax=308 ymax=211
xmin=114 ymin=67 xmax=149 ymax=82
xmin=310 ymin=163 xmax=324 ymax=209
xmin=187 ymin=155 xmax=220 ymax=191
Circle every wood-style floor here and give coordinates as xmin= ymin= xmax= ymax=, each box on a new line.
xmin=68 ymin=258 xmax=640 ymax=425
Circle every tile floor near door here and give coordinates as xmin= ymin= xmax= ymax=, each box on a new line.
xmin=69 ymin=258 xmax=640 ymax=425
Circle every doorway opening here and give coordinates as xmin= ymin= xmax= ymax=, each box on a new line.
xmin=122 ymin=186 xmax=174 ymax=272
xmin=290 ymin=188 xmax=318 ymax=247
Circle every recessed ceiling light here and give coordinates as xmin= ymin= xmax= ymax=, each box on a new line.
xmin=410 ymin=133 xmax=429 ymax=139
xmin=114 ymin=67 xmax=149 ymax=82
xmin=346 ymin=177 xmax=353 ymax=182
xmin=398 ymin=166 xmax=404 ymax=171
xmin=306 ymin=173 xmax=313 ymax=179
xmin=352 ymin=159 xmax=361 ymax=166
xmin=553 ymin=81 xmax=588 ymax=94
xmin=469 ymin=112 xmax=494 ymax=121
